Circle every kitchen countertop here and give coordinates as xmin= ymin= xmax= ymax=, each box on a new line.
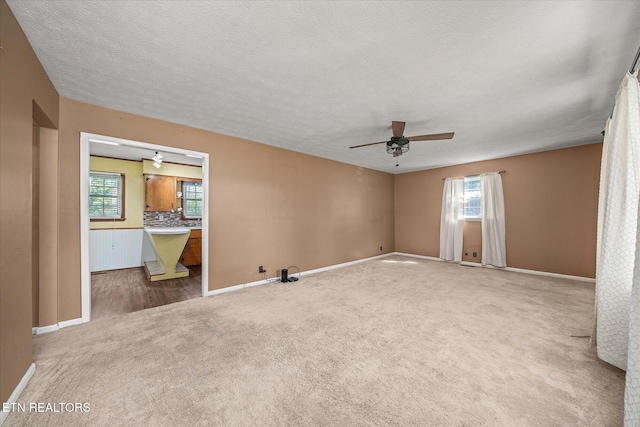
xmin=144 ymin=227 xmax=190 ymax=235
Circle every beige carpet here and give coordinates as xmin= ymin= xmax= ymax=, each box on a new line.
xmin=6 ymin=256 xmax=625 ymax=426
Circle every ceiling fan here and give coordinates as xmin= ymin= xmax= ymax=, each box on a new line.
xmin=349 ymin=121 xmax=454 ymax=158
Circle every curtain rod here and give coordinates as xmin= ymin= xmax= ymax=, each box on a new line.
xmin=442 ymin=170 xmax=505 ymax=181
xmin=603 ymin=44 xmax=640 ymax=130
xmin=630 ymin=44 xmax=640 ymax=74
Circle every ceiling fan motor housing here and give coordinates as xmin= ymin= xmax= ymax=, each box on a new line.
xmin=387 ymin=136 xmax=410 ymax=156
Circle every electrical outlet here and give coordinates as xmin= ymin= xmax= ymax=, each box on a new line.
xmin=258 ymin=265 xmax=265 ymax=273
xmin=380 ymin=246 xmax=383 ymax=251
xmin=473 ymin=252 xmax=477 ymax=258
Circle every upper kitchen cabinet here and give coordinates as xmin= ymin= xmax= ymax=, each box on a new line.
xmin=144 ymin=174 xmax=176 ymax=212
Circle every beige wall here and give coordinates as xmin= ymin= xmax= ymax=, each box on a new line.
xmin=58 ymin=98 xmax=396 ymax=321
xmin=90 ymin=157 xmax=145 ymax=229
xmin=395 ymin=144 xmax=602 ymax=278
xmin=31 ymin=125 xmax=39 ymax=327
xmin=38 ymin=128 xmax=59 ymax=327
xmin=0 ymin=0 xmax=60 ymax=402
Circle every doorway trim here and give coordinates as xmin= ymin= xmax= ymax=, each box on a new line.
xmin=80 ymin=132 xmax=209 ymax=322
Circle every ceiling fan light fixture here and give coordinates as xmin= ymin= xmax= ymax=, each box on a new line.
xmin=386 ymin=140 xmax=409 ymax=156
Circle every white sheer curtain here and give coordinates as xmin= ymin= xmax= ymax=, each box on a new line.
xmin=628 ymin=216 xmax=640 ymax=426
xmin=594 ymin=71 xmax=640 ymax=424
xmin=440 ymin=178 xmax=464 ymax=262
xmin=626 ymin=72 xmax=640 ymax=427
xmin=480 ymin=173 xmax=506 ymax=267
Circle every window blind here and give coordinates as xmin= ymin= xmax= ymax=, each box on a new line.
xmin=183 ymin=181 xmax=203 ymax=218
xmin=89 ymin=171 xmax=123 ymax=218
xmin=463 ymin=176 xmax=481 ymax=219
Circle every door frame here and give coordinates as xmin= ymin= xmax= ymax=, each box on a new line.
xmin=79 ymin=132 xmax=209 ymax=322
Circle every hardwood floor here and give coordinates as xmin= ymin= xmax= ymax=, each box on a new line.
xmin=91 ymin=265 xmax=202 ymax=321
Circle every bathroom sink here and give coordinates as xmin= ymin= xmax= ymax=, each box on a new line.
xmin=144 ymin=227 xmax=190 ymax=235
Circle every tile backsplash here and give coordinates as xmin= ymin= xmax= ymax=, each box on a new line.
xmin=144 ymin=211 xmax=202 ymax=228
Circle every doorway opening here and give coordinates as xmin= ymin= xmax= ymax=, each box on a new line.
xmin=79 ymin=132 xmax=209 ymax=321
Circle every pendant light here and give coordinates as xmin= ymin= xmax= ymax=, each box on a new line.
xmin=152 ymin=151 xmax=163 ymax=168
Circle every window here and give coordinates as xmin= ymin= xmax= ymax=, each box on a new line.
xmin=463 ymin=176 xmax=481 ymax=220
xmin=182 ymin=181 xmax=203 ymax=219
xmin=89 ymin=172 xmax=124 ymax=220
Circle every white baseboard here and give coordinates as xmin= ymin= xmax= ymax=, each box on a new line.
xmin=393 ymin=252 xmax=443 ymax=262
xmin=35 ymin=324 xmax=59 ymax=335
xmin=499 ymin=265 xmax=594 ymax=282
xmin=0 ymin=363 xmax=36 ymax=425
xmin=206 ymin=283 xmax=245 ymax=297
xmin=460 ymin=261 xmax=483 ymax=267
xmin=205 ymin=253 xmax=392 ymax=297
xmin=400 ymin=253 xmax=595 ymax=282
xmin=203 ymin=251 xmax=595 ymax=297
xmin=34 ymin=318 xmax=83 ymax=335
xmin=58 ymin=318 xmax=83 ymax=328
xmin=301 ymin=253 xmax=393 ymax=276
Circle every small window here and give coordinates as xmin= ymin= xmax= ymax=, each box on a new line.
xmin=90 ymin=171 xmax=124 ymax=220
xmin=182 ymin=181 xmax=203 ymax=219
xmin=463 ymin=176 xmax=481 ymax=220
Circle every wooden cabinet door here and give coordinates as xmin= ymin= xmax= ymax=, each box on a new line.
xmin=145 ymin=174 xmax=176 ymax=211
xmin=181 ymin=229 xmax=202 ymax=266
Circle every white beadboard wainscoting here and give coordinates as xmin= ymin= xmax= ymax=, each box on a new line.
xmin=90 ymin=228 xmax=157 ymax=272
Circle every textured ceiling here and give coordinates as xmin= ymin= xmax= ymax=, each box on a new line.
xmin=89 ymin=139 xmax=203 ymax=167
xmin=7 ymin=1 xmax=640 ymax=173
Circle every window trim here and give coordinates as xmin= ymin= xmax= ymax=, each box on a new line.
xmin=89 ymin=171 xmax=126 ymax=221
xmin=181 ymin=180 xmax=203 ymax=219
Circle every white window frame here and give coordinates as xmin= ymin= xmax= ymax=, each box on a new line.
xmin=89 ymin=171 xmax=124 ymax=220
xmin=182 ymin=180 xmax=203 ymax=219
xmin=463 ymin=176 xmax=481 ymax=221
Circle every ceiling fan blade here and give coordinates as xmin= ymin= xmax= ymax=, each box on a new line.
xmin=349 ymin=140 xmax=388 ymax=149
xmin=407 ymin=132 xmax=455 ymax=141
xmin=392 ymin=121 xmax=406 ymax=137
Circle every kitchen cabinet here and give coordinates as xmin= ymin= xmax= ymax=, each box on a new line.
xmin=180 ymin=229 xmax=202 ymax=266
xmin=145 ymin=174 xmax=176 ymax=212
